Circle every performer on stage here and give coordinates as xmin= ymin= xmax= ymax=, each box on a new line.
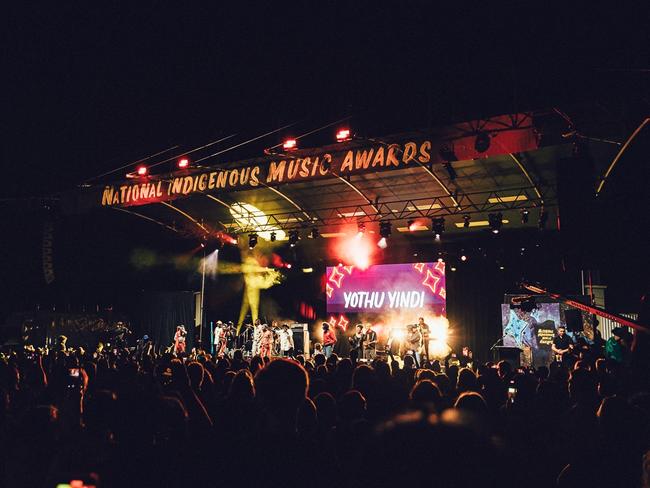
xmin=322 ymin=322 xmax=336 ymax=358
xmin=418 ymin=317 xmax=430 ymax=360
xmin=252 ymin=319 xmax=264 ymax=356
xmin=551 ymin=326 xmax=574 ymax=365
xmin=174 ymin=325 xmax=187 ymax=356
xmin=225 ymin=321 xmax=236 ymax=355
xmin=259 ymin=325 xmax=274 ymax=359
xmin=213 ymin=321 xmax=223 ymax=355
xmin=349 ymin=324 xmax=365 ymax=358
xmin=404 ymin=324 xmax=422 ymax=366
xmin=364 ymin=323 xmax=377 ymax=360
xmin=278 ymin=324 xmax=294 ymax=357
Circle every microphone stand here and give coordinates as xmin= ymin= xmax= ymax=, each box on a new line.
xmin=489 ymin=335 xmax=506 ymax=351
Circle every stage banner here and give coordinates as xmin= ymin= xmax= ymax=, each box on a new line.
xmin=66 ymin=113 xmax=539 ymax=212
xmin=325 ymin=262 xmax=446 ymax=315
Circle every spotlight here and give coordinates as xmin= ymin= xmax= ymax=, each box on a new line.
xmin=283 ymin=138 xmax=297 ymax=151
xmin=460 ymin=251 xmax=467 ymax=262
xmin=450 ymin=266 xmax=457 ymax=272
xmin=377 ymin=237 xmax=388 ymax=249
xmin=270 ymin=231 xmax=277 ymax=242
xmin=309 ymin=227 xmax=320 ymax=239
xmin=136 ymin=165 xmax=148 ymax=176
xmin=357 ymin=222 xmax=366 ymax=235
xmin=431 ymin=217 xmax=445 ymax=240
xmin=521 ymin=209 xmax=530 ymax=224
xmin=538 ymin=209 xmax=548 ymax=230
xmin=488 ymin=212 xmax=503 ymax=234
xmin=474 ymin=132 xmax=491 ymax=153
xmin=248 ymin=233 xmax=258 ymax=249
xmin=463 ymin=215 xmax=471 ymax=228
xmin=407 ymin=219 xmax=416 ymax=231
xmin=177 ymin=158 xmax=190 ymax=169
xmin=336 ymin=128 xmax=352 ymax=142
xmin=288 ymin=230 xmax=300 ymax=247
xmin=379 ymin=221 xmax=392 ymax=238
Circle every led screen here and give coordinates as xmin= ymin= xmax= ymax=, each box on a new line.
xmin=325 ymin=262 xmax=446 ymax=315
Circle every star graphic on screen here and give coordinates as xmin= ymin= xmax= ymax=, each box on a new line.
xmin=325 ymin=283 xmax=334 ymax=298
xmin=343 ymin=265 xmax=354 ymax=275
xmin=434 ymin=260 xmax=445 ymax=274
xmin=337 ymin=315 xmax=349 ymax=331
xmin=422 ymin=269 xmax=440 ymax=294
xmin=329 ymin=266 xmax=345 ymax=288
xmin=329 ymin=316 xmax=338 ymax=327
xmin=413 ymin=262 xmax=426 ymax=273
xmin=439 ymin=287 xmax=446 ymax=299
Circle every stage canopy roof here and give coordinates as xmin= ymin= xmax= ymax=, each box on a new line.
xmin=65 ymin=111 xmax=617 ymax=244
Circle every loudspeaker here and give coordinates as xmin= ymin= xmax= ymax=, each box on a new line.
xmin=565 ymin=309 xmax=583 ymax=332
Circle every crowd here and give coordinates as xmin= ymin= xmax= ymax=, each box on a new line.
xmin=1 ymin=337 xmax=649 ymax=488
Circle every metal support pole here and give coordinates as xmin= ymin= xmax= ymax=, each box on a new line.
xmin=199 ymin=249 xmax=206 ymax=346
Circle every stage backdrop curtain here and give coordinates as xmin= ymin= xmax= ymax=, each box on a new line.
xmin=446 ymin=263 xmax=507 ymax=363
xmin=134 ymin=291 xmax=195 ymax=351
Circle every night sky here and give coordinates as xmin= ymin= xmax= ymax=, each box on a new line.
xmin=2 ymin=3 xmax=648 ymax=321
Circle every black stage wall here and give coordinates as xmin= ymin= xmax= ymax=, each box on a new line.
xmin=134 ymin=291 xmax=196 ymax=351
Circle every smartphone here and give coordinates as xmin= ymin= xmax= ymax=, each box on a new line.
xmin=68 ymin=368 xmax=80 ymax=378
xmin=507 ymin=386 xmax=517 ymax=402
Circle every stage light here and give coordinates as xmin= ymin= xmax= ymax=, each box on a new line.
xmin=377 ymin=237 xmax=387 ymax=249
xmin=521 ymin=209 xmax=529 ymax=224
xmin=178 ymin=158 xmax=190 ymax=169
xmin=136 ymin=165 xmax=148 ymax=176
xmin=286 ymin=263 xmax=292 ymax=269
xmin=463 ymin=215 xmax=471 ymax=228
xmin=431 ymin=217 xmax=445 ymax=240
xmin=288 ymin=230 xmax=300 ymax=247
xmin=309 ymin=227 xmax=320 ymax=239
xmin=357 ymin=222 xmax=366 ymax=235
xmin=437 ymin=257 xmax=444 ymax=263
xmin=392 ymin=328 xmax=406 ymax=341
xmin=336 ymin=128 xmax=351 ymax=142
xmin=407 ymin=219 xmax=416 ymax=231
xmin=499 ymin=265 xmax=505 ymax=270
xmin=379 ymin=221 xmax=392 ymax=238
xmin=451 ymin=266 xmax=457 ymax=272
xmin=283 ymin=138 xmax=297 ymax=151
xmin=270 ymin=231 xmax=277 ymax=242
xmin=538 ymin=209 xmax=548 ymax=230
xmin=474 ymin=131 xmax=491 ymax=153
xmin=488 ymin=212 xmax=503 ymax=234
xmin=248 ymin=233 xmax=258 ymax=249
xmin=302 ymin=267 xmax=313 ymax=273
xmin=460 ymin=252 xmax=467 ymax=261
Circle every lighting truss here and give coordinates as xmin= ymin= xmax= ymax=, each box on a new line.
xmin=218 ymin=186 xmax=555 ymax=234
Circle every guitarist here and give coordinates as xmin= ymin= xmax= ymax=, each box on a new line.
xmin=364 ymin=323 xmax=378 ymax=360
xmin=551 ymin=326 xmax=575 ymax=366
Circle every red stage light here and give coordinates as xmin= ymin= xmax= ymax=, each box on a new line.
xmin=336 ymin=128 xmax=351 ymax=142
xmin=178 ymin=158 xmax=190 ymax=169
xmin=408 ymin=220 xmax=417 ymax=231
xmin=136 ymin=165 xmax=148 ymax=176
xmin=283 ymin=138 xmax=297 ymax=151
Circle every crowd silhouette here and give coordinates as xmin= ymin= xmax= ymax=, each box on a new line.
xmin=1 ymin=344 xmax=649 ymax=488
